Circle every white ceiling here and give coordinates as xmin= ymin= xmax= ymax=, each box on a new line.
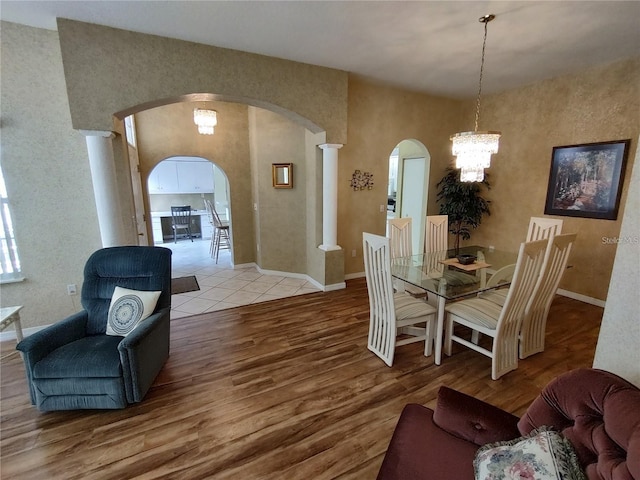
xmin=1 ymin=1 xmax=638 ymax=99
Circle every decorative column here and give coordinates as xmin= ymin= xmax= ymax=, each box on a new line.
xmin=318 ymin=143 xmax=343 ymax=251
xmin=81 ymin=130 xmax=126 ymax=247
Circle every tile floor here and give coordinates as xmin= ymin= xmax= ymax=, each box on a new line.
xmin=166 ymin=239 xmax=321 ymax=319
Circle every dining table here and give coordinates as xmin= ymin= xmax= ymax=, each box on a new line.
xmin=391 ymin=245 xmax=518 ymax=365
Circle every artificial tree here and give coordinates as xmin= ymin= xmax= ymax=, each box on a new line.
xmin=436 ymin=167 xmax=491 ymax=254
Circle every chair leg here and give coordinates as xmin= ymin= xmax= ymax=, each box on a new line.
xmin=213 ymin=228 xmax=221 ymax=263
xmin=444 ymin=314 xmax=454 ymax=356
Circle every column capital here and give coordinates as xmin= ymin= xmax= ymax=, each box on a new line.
xmin=319 ymin=143 xmax=343 ymax=150
xmin=79 ymin=130 xmax=115 ymax=139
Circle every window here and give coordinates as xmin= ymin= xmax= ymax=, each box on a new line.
xmin=124 ymin=115 xmax=137 ymax=148
xmin=0 ymin=165 xmax=22 ymax=282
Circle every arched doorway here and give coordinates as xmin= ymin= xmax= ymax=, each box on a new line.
xmin=146 ymin=156 xmax=231 ymax=257
xmin=387 ymin=139 xmax=431 ymax=254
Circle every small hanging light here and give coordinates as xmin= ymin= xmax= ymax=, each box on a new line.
xmin=450 ymin=14 xmax=501 ymax=182
xmin=193 ymin=108 xmax=217 ymax=135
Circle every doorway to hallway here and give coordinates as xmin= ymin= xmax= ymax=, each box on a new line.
xmin=387 ymin=140 xmax=431 ymax=254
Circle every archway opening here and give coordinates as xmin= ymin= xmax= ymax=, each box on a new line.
xmin=387 ymin=139 xmax=431 ymax=254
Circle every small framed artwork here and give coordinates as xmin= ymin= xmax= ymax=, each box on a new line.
xmin=544 ymin=139 xmax=630 ymax=220
xmin=272 ymin=163 xmax=293 ymax=188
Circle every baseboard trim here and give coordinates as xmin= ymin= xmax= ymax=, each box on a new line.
xmin=345 ymin=271 xmax=365 ymax=280
xmin=253 ymin=266 xmax=346 ymax=292
xmin=323 ymin=282 xmax=347 ymax=292
xmin=556 ymin=289 xmax=606 ymax=308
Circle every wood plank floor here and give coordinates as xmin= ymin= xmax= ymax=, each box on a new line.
xmin=0 ymin=278 xmax=603 ymax=479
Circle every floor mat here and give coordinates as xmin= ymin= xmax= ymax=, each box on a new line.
xmin=171 ymin=275 xmax=200 ymax=295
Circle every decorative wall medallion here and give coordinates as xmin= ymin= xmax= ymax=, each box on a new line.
xmin=350 ymin=170 xmax=374 ymax=191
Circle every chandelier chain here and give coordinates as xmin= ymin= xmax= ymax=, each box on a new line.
xmin=474 ymin=18 xmax=490 ymax=132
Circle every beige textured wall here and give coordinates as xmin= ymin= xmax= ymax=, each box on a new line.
xmin=249 ymin=107 xmax=308 ymax=273
xmin=468 ymin=59 xmax=639 ymax=301
xmin=594 ymin=140 xmax=640 ymax=386
xmin=134 ymin=101 xmax=255 ymax=264
xmin=340 ymin=77 xmax=463 ymax=275
xmin=0 ymin=22 xmax=102 ymax=328
xmin=55 ymin=19 xmax=348 ymax=144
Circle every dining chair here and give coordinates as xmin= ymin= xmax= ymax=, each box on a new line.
xmin=526 ymin=217 xmax=563 ymax=242
xmin=443 ymin=238 xmax=548 ymax=380
xmin=518 ymin=233 xmax=576 ymax=359
xmin=388 ymin=218 xmax=428 ymax=298
xmin=425 ymin=215 xmax=448 ymax=253
xmin=477 ymin=263 xmax=517 ymax=306
xmin=363 ymin=232 xmax=436 ymax=367
xmin=171 ymin=206 xmax=193 ymax=243
xmin=424 ymin=214 xmax=477 ymax=288
xmin=388 ymin=218 xmax=413 ymax=259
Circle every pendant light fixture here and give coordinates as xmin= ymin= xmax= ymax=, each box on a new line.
xmin=450 ymin=14 xmax=500 ymax=182
xmin=193 ymin=108 xmax=217 ymax=135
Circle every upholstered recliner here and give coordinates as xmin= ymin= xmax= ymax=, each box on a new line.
xmin=17 ymin=246 xmax=172 ymax=411
xmin=377 ymin=368 xmax=640 ymax=479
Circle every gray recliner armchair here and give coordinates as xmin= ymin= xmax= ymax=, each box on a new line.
xmin=17 ymin=246 xmax=172 ymax=411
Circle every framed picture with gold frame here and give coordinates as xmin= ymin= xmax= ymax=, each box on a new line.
xmin=272 ymin=163 xmax=293 ymax=188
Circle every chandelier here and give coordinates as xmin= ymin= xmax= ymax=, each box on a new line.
xmin=451 ymin=14 xmax=501 ymax=182
xmin=193 ymin=108 xmax=217 ymax=135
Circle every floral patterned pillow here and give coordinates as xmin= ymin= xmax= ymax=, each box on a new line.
xmin=474 ymin=427 xmax=586 ymax=480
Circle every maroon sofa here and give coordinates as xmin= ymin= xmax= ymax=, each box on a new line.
xmin=377 ymin=368 xmax=640 ymax=479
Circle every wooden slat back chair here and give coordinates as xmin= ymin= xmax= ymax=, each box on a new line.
xmin=424 ymin=214 xmax=477 ymax=288
xmin=171 ymin=206 xmax=193 ymax=243
xmin=519 ymin=233 xmax=576 ymax=359
xmin=443 ymin=239 xmax=548 ymax=380
xmin=481 ymin=216 xmax=562 ymax=309
xmin=477 ymin=263 xmax=517 ymax=307
xmin=388 ymin=218 xmax=413 ymax=259
xmin=363 ymin=233 xmax=436 ymax=367
xmin=526 ymin=217 xmax=563 ymax=242
xmin=425 ymin=215 xmax=448 ymax=253
xmin=387 ymin=218 xmax=427 ymax=298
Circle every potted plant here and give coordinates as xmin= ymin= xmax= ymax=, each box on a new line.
xmin=436 ymin=168 xmax=491 ymax=254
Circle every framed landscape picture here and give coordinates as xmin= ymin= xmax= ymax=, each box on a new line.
xmin=544 ymin=139 xmax=630 ymax=220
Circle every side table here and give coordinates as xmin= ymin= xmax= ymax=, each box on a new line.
xmin=1 ymin=306 xmax=24 ymax=358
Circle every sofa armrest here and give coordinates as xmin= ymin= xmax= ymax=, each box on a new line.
xmin=432 ymin=386 xmax=520 ymax=446
xmin=16 ymin=311 xmax=88 ymax=364
xmin=15 ymin=311 xmax=88 ymax=404
xmin=118 ymin=307 xmax=170 ymax=403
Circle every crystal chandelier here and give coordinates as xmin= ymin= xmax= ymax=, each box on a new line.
xmin=193 ymin=108 xmax=217 ymax=135
xmin=451 ymin=14 xmax=501 ymax=182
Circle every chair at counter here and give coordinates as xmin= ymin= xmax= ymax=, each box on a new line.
xmin=171 ymin=206 xmax=193 ymax=243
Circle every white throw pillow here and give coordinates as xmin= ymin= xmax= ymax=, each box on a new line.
xmin=106 ymin=286 xmax=161 ymax=337
xmin=474 ymin=427 xmax=586 ymax=480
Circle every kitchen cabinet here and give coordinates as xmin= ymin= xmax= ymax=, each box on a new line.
xmin=148 ymin=160 xmax=214 ymax=194
xmin=148 ymin=161 xmax=178 ymax=193
xmin=177 ymin=161 xmax=214 ymax=192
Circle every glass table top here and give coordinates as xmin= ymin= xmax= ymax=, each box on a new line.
xmin=391 ymin=245 xmax=518 ymax=300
